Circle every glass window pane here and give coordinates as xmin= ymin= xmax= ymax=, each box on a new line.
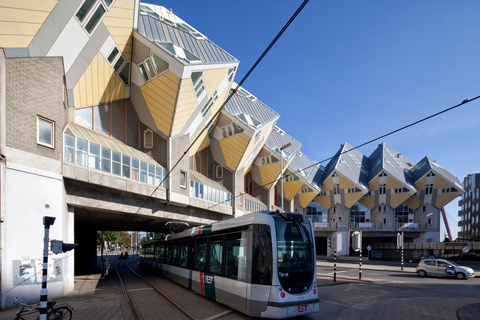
xmin=76 ymin=0 xmax=96 ymax=23
xmin=144 ymin=59 xmax=156 ymax=78
xmin=94 ymin=104 xmax=110 ymax=135
xmin=140 ymin=161 xmax=147 ymax=183
xmin=85 ymin=4 xmax=106 ymax=34
xmin=75 ymin=107 xmax=93 ymax=129
xmin=131 ymin=158 xmax=139 ymax=181
xmin=101 ymin=148 xmax=111 ymax=173
xmin=107 ymin=47 xmax=119 ymax=64
xmin=118 ymin=61 xmax=130 ymax=85
xmin=148 ymin=164 xmax=155 ymax=185
xmin=209 ymin=237 xmax=223 ymax=275
xmin=64 ymin=134 xmax=75 ymax=163
xmin=122 ymin=155 xmax=130 ymax=178
xmin=226 ymin=232 xmax=247 ymax=280
xmin=112 ymin=101 xmax=125 ymax=142
xmin=195 ymin=239 xmax=208 ymax=272
xmin=89 ymin=143 xmax=100 ymax=170
xmin=114 ymin=55 xmax=125 ymax=72
xmin=38 ymin=118 xmax=53 ymax=146
xmin=163 ymin=168 xmax=167 ymax=188
xmin=156 ymin=166 xmax=163 ymax=186
xmin=139 ymin=63 xmax=149 ymax=81
xmin=112 ymin=151 xmax=121 ymax=176
xmin=151 ymin=52 xmax=169 ymax=74
xmin=76 ymin=138 xmax=88 ymax=166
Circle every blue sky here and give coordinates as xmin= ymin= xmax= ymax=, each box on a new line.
xmin=148 ymin=1 xmax=480 ymax=239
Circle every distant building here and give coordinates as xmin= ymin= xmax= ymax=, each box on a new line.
xmin=458 ymin=174 xmax=480 ymax=241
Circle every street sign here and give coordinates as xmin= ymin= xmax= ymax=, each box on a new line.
xmin=462 ymin=247 xmax=470 ymax=253
xmin=367 ymin=245 xmax=372 ymax=251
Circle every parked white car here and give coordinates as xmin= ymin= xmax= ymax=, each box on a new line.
xmin=416 ymin=259 xmax=475 ymax=280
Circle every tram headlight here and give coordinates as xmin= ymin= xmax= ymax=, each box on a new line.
xmin=279 ymin=272 xmax=289 ymax=278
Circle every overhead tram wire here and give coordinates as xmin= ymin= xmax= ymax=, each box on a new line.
xmin=132 ymin=0 xmax=311 ymax=216
xmin=207 ymin=95 xmax=480 ymax=209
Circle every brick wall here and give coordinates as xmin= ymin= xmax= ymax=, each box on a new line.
xmin=6 ymin=57 xmax=66 ymax=160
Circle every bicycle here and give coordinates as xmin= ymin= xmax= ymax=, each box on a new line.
xmin=13 ymin=297 xmax=73 ymax=320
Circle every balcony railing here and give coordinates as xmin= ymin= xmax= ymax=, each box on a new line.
xmin=189 ymin=171 xmax=232 ymax=207
xmin=243 ymin=194 xmax=267 ymax=213
xmin=395 ymin=222 xmax=428 ymax=231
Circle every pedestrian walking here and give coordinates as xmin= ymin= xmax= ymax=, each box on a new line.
xmin=102 ymin=258 xmax=110 ymax=279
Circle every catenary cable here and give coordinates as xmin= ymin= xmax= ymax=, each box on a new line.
xmin=207 ymin=95 xmax=480 ymax=209
xmin=132 ymin=0 xmax=310 ymax=216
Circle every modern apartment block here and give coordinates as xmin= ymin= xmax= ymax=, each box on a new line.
xmin=0 ymin=0 xmax=463 ymax=306
xmin=458 ymin=174 xmax=480 ymax=241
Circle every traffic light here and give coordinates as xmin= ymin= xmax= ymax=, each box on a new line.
xmin=51 ymin=240 xmax=78 ymax=254
xmin=352 ymin=231 xmax=361 ymax=252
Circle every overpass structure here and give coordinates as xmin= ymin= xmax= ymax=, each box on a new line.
xmin=0 ymin=0 xmax=464 ymax=308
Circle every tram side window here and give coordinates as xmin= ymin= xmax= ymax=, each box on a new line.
xmin=156 ymin=241 xmax=165 ymax=263
xmin=226 ymin=232 xmax=248 ymax=281
xmin=209 ymin=236 xmax=223 ymax=275
xmin=166 ymin=241 xmax=179 ymax=265
xmin=195 ymin=238 xmax=208 ymax=272
xmin=180 ymin=240 xmax=189 ymax=268
xmin=252 ymin=225 xmax=273 ymax=285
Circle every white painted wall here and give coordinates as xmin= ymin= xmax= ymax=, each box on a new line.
xmin=1 ymin=163 xmax=73 ymax=309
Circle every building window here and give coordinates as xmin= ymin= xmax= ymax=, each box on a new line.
xmin=333 ymin=206 xmax=336 ymax=213
xmin=350 ymin=202 xmax=370 ymax=223
xmin=422 ymin=206 xmax=426 ymax=212
xmin=37 ymin=116 xmax=55 ymax=148
xmin=383 ymin=218 xmax=387 ymax=225
xmin=76 ymin=0 xmax=113 ymax=35
xmin=191 ymin=71 xmax=206 ymax=101
xmin=379 ymin=184 xmax=386 ymax=195
xmin=75 ymin=100 xmax=139 ymax=149
xmin=395 ymin=204 xmax=413 ymax=223
xmin=425 ymin=184 xmax=433 ymax=195
xmin=180 ymin=171 xmax=186 ymax=188
xmin=216 ymin=165 xmax=223 ymax=179
xmin=428 ymin=218 xmax=433 ymax=226
xmin=245 ymin=172 xmax=253 ymax=196
xmin=144 ymin=129 xmax=153 ymax=148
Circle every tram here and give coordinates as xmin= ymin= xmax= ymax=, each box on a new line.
xmin=139 ymin=211 xmax=319 ymax=318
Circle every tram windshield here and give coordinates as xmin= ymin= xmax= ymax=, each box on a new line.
xmin=275 ymin=215 xmax=314 ymax=294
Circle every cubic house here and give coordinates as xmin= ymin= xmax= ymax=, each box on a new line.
xmin=0 ymin=0 xmax=463 ymax=307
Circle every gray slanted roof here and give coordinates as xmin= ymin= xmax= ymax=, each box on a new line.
xmin=411 ymin=156 xmax=464 ymax=192
xmin=137 ymin=3 xmax=238 ymax=65
xmin=289 ymin=152 xmax=321 ymax=189
xmin=224 ymin=84 xmax=280 ymax=128
xmin=265 ymin=126 xmax=302 ymax=162
xmin=368 ymin=143 xmax=416 ymax=191
xmin=325 ymin=142 xmax=370 ymax=192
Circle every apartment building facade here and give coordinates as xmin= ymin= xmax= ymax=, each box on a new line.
xmin=458 ymin=173 xmax=480 ymax=241
xmin=0 ymin=0 xmax=463 ymax=306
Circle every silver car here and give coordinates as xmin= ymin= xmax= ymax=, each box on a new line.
xmin=416 ymin=259 xmax=475 ymax=280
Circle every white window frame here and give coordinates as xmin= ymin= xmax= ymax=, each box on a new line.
xmin=144 ymin=129 xmax=153 ymax=148
xmin=180 ymin=171 xmax=186 ymax=188
xmin=75 ymin=0 xmax=114 ymax=35
xmin=37 ymin=116 xmax=55 ymax=148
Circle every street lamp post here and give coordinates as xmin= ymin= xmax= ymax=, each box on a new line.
xmin=280 ymin=143 xmax=291 ymax=212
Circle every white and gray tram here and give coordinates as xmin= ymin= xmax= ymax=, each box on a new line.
xmin=140 ymin=211 xmax=319 ymax=318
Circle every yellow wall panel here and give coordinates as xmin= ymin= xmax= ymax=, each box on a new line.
xmin=404 ymin=195 xmax=420 ymax=210
xmin=73 ymin=53 xmax=125 ymax=107
xmin=369 ymin=176 xmax=379 ymax=191
xmin=390 ymin=193 xmax=411 ymax=209
xmin=140 ymin=71 xmax=180 ymax=136
xmin=284 ymin=181 xmax=303 ymax=201
xmin=339 ymin=175 xmax=356 ymax=189
xmin=259 ymin=163 xmax=281 ymax=190
xmin=299 ymin=192 xmax=316 ymax=209
xmin=359 ymin=195 xmax=375 ymax=210
xmin=314 ymin=195 xmax=331 ymax=210
xmin=345 ymin=192 xmax=363 ymax=208
xmin=322 ymin=177 xmax=333 ymax=191
xmin=433 ymin=176 xmax=453 ymax=190
xmin=104 ymin=0 xmax=135 ymax=60
xmin=203 ymin=68 xmax=228 ymax=98
xmin=415 ymin=176 xmax=427 ymax=191
xmin=219 ymin=133 xmax=250 ymax=170
xmin=171 ymin=79 xmax=198 ymax=136
xmin=0 ymin=1 xmax=57 ymax=48
xmin=386 ymin=176 xmax=404 ymax=189
xmin=436 ymin=193 xmax=460 ymax=209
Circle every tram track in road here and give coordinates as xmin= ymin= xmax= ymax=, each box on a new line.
xmin=115 ymin=260 xmax=195 ymax=320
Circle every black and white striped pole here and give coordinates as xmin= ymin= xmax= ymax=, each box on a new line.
xmin=359 ymin=250 xmax=362 ymax=280
xmin=334 ymin=250 xmax=337 ymax=282
xmin=40 ymin=216 xmax=55 ymax=320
